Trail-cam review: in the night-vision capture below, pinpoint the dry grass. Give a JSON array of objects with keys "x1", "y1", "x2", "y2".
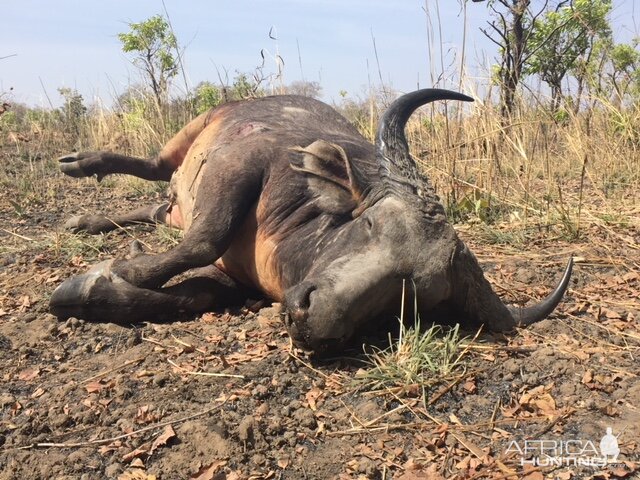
[{"x1": 3, "y1": 89, "x2": 638, "y2": 232}]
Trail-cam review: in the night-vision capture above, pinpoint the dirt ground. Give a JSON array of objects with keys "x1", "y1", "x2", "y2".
[{"x1": 1, "y1": 153, "x2": 639, "y2": 480}]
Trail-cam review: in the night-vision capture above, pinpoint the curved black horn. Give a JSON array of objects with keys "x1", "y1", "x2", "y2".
[
  {"x1": 509, "y1": 257, "x2": 574, "y2": 326},
  {"x1": 376, "y1": 89, "x2": 474, "y2": 189}
]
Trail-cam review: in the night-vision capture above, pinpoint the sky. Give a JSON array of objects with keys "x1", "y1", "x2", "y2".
[{"x1": 1, "y1": 0, "x2": 638, "y2": 108}]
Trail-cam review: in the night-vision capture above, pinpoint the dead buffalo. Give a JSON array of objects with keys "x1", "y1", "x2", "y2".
[{"x1": 50, "y1": 89, "x2": 573, "y2": 351}]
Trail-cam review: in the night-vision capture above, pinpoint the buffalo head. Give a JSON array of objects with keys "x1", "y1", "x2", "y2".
[{"x1": 283, "y1": 89, "x2": 572, "y2": 351}]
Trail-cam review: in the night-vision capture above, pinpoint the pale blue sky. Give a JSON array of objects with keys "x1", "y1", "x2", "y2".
[{"x1": 1, "y1": 1, "x2": 638, "y2": 107}]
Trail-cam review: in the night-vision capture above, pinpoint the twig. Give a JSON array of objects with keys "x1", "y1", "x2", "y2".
[
  {"x1": 288, "y1": 350, "x2": 339, "y2": 383},
  {"x1": 528, "y1": 409, "x2": 575, "y2": 439},
  {"x1": 167, "y1": 359, "x2": 244, "y2": 379},
  {"x1": 1, "y1": 228, "x2": 34, "y2": 242},
  {"x1": 81, "y1": 357, "x2": 145, "y2": 384},
  {"x1": 141, "y1": 335, "x2": 167, "y2": 347}
]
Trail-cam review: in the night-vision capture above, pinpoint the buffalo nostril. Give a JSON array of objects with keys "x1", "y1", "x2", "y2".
[
  {"x1": 298, "y1": 284, "x2": 316, "y2": 310},
  {"x1": 287, "y1": 283, "x2": 316, "y2": 312}
]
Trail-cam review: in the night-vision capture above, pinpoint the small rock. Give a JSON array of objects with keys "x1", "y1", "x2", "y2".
[
  {"x1": 280, "y1": 405, "x2": 292, "y2": 417},
  {"x1": 49, "y1": 413, "x2": 71, "y2": 429},
  {"x1": 255, "y1": 402, "x2": 269, "y2": 416},
  {"x1": 22, "y1": 313, "x2": 37, "y2": 323},
  {"x1": 252, "y1": 384, "x2": 269, "y2": 400},
  {"x1": 503, "y1": 358, "x2": 521, "y2": 375},
  {"x1": 252, "y1": 453, "x2": 266, "y2": 466},
  {"x1": 126, "y1": 330, "x2": 142, "y2": 347},
  {"x1": 283, "y1": 430, "x2": 297, "y2": 447},
  {"x1": 238, "y1": 415, "x2": 255, "y2": 444},
  {"x1": 67, "y1": 449, "x2": 87, "y2": 465},
  {"x1": 104, "y1": 463, "x2": 121, "y2": 478},
  {"x1": 0, "y1": 394, "x2": 16, "y2": 408},
  {"x1": 153, "y1": 372, "x2": 170, "y2": 387},
  {"x1": 292, "y1": 408, "x2": 317, "y2": 429},
  {"x1": 358, "y1": 457, "x2": 378, "y2": 477}
]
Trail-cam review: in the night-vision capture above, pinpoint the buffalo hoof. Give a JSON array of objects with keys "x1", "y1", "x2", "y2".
[
  {"x1": 64, "y1": 214, "x2": 114, "y2": 234},
  {"x1": 58, "y1": 152, "x2": 90, "y2": 177},
  {"x1": 49, "y1": 260, "x2": 121, "y2": 322},
  {"x1": 58, "y1": 152, "x2": 104, "y2": 180}
]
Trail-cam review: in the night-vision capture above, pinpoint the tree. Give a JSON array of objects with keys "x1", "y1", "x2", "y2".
[
  {"x1": 284, "y1": 81, "x2": 322, "y2": 99},
  {"x1": 57, "y1": 87, "x2": 86, "y2": 137},
  {"x1": 118, "y1": 15, "x2": 179, "y2": 107},
  {"x1": 193, "y1": 81, "x2": 223, "y2": 114},
  {"x1": 607, "y1": 40, "x2": 640, "y2": 103},
  {"x1": 477, "y1": 0, "x2": 532, "y2": 117},
  {"x1": 525, "y1": 0, "x2": 611, "y2": 111}
]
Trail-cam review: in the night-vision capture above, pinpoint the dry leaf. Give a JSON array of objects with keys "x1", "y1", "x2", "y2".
[
  {"x1": 305, "y1": 386, "x2": 323, "y2": 411},
  {"x1": 462, "y1": 379, "x2": 477, "y2": 394},
  {"x1": 201, "y1": 312, "x2": 218, "y2": 323},
  {"x1": 448, "y1": 413, "x2": 462, "y2": 425},
  {"x1": 118, "y1": 470, "x2": 156, "y2": 480},
  {"x1": 122, "y1": 444, "x2": 151, "y2": 462},
  {"x1": 31, "y1": 387, "x2": 45, "y2": 398},
  {"x1": 150, "y1": 425, "x2": 176, "y2": 454},
  {"x1": 397, "y1": 464, "x2": 445, "y2": 480},
  {"x1": 190, "y1": 460, "x2": 227, "y2": 480},
  {"x1": 18, "y1": 368, "x2": 41, "y2": 381}
]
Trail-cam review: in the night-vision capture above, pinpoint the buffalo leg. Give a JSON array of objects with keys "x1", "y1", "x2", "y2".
[
  {"x1": 57, "y1": 110, "x2": 217, "y2": 181},
  {"x1": 58, "y1": 151, "x2": 175, "y2": 181},
  {"x1": 50, "y1": 264, "x2": 252, "y2": 322},
  {"x1": 64, "y1": 202, "x2": 185, "y2": 234},
  {"x1": 103, "y1": 156, "x2": 262, "y2": 289},
  {"x1": 50, "y1": 147, "x2": 263, "y2": 320}
]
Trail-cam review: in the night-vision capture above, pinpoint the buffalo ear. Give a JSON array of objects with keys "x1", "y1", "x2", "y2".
[{"x1": 290, "y1": 140, "x2": 365, "y2": 215}]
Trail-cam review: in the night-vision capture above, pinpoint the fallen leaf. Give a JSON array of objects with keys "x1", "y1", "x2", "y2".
[
  {"x1": 305, "y1": 386, "x2": 323, "y2": 411},
  {"x1": 201, "y1": 312, "x2": 218, "y2": 323},
  {"x1": 18, "y1": 368, "x2": 41, "y2": 381},
  {"x1": 85, "y1": 380, "x2": 115, "y2": 394},
  {"x1": 122, "y1": 444, "x2": 151, "y2": 462},
  {"x1": 149, "y1": 425, "x2": 176, "y2": 454},
  {"x1": 397, "y1": 464, "x2": 445, "y2": 480},
  {"x1": 601, "y1": 404, "x2": 620, "y2": 417},
  {"x1": 448, "y1": 413, "x2": 462, "y2": 425},
  {"x1": 462, "y1": 378, "x2": 477, "y2": 394},
  {"x1": 117, "y1": 470, "x2": 156, "y2": 480},
  {"x1": 190, "y1": 460, "x2": 227, "y2": 480},
  {"x1": 31, "y1": 387, "x2": 45, "y2": 398}
]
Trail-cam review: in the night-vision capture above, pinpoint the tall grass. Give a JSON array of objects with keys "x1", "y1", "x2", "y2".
[{"x1": 1, "y1": 84, "x2": 638, "y2": 241}]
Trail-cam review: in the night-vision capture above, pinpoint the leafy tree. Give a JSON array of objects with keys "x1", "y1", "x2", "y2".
[
  {"x1": 475, "y1": 0, "x2": 534, "y2": 117},
  {"x1": 118, "y1": 15, "x2": 179, "y2": 107},
  {"x1": 525, "y1": 0, "x2": 612, "y2": 111},
  {"x1": 228, "y1": 73, "x2": 259, "y2": 100},
  {"x1": 608, "y1": 40, "x2": 640, "y2": 102},
  {"x1": 193, "y1": 81, "x2": 223, "y2": 114},
  {"x1": 57, "y1": 87, "x2": 86, "y2": 137}
]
